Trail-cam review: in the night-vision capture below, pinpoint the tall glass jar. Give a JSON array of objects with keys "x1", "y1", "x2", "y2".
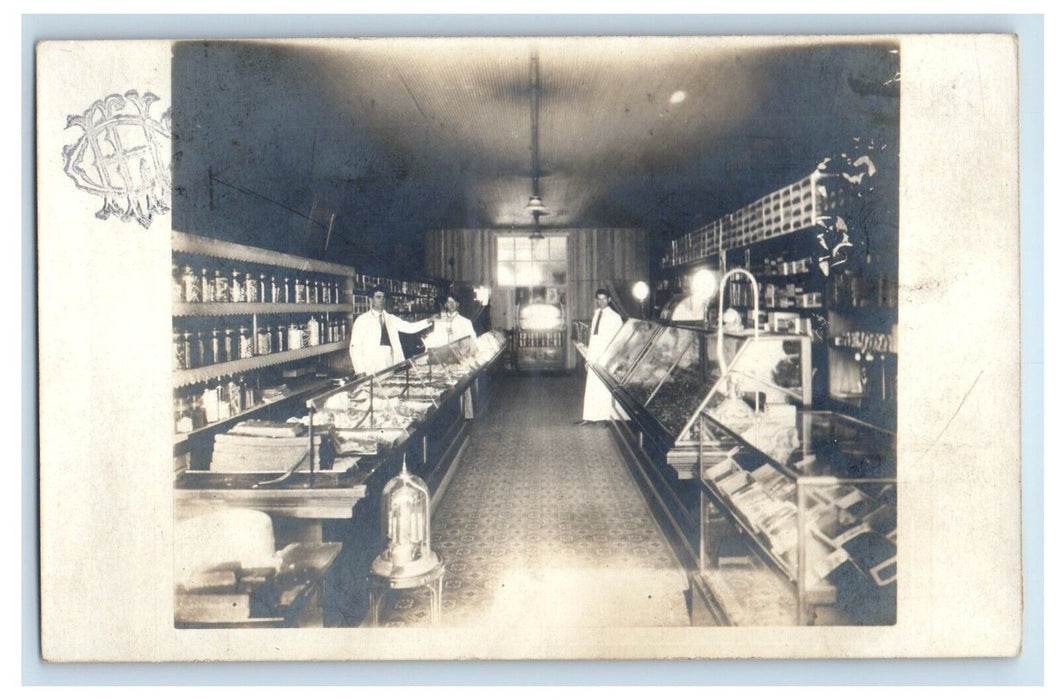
[
  {"x1": 223, "y1": 327, "x2": 234, "y2": 362},
  {"x1": 283, "y1": 277, "x2": 292, "y2": 303},
  {"x1": 270, "y1": 275, "x2": 280, "y2": 305},
  {"x1": 294, "y1": 277, "x2": 306, "y2": 304},
  {"x1": 245, "y1": 271, "x2": 259, "y2": 303},
  {"x1": 256, "y1": 325, "x2": 271, "y2": 356},
  {"x1": 259, "y1": 272, "x2": 269, "y2": 303},
  {"x1": 181, "y1": 265, "x2": 200, "y2": 303},
  {"x1": 275, "y1": 324, "x2": 287, "y2": 353},
  {"x1": 172, "y1": 264, "x2": 184, "y2": 303},
  {"x1": 238, "y1": 325, "x2": 254, "y2": 359},
  {"x1": 210, "y1": 328, "x2": 222, "y2": 364},
  {"x1": 173, "y1": 331, "x2": 188, "y2": 370},
  {"x1": 200, "y1": 268, "x2": 213, "y2": 303},
  {"x1": 195, "y1": 330, "x2": 211, "y2": 366},
  {"x1": 230, "y1": 270, "x2": 244, "y2": 303},
  {"x1": 213, "y1": 270, "x2": 229, "y2": 303}
]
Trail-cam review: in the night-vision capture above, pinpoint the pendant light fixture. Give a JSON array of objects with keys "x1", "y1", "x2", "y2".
[{"x1": 526, "y1": 48, "x2": 548, "y2": 240}]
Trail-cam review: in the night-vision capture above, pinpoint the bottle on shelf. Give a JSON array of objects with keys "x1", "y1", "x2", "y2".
[
  {"x1": 202, "y1": 381, "x2": 221, "y2": 424},
  {"x1": 288, "y1": 322, "x2": 303, "y2": 351},
  {"x1": 222, "y1": 327, "x2": 234, "y2": 363},
  {"x1": 270, "y1": 275, "x2": 280, "y2": 305},
  {"x1": 283, "y1": 277, "x2": 292, "y2": 304},
  {"x1": 213, "y1": 269, "x2": 229, "y2": 303},
  {"x1": 173, "y1": 331, "x2": 188, "y2": 371},
  {"x1": 256, "y1": 325, "x2": 271, "y2": 356},
  {"x1": 172, "y1": 264, "x2": 184, "y2": 303},
  {"x1": 238, "y1": 325, "x2": 254, "y2": 359},
  {"x1": 230, "y1": 269, "x2": 244, "y2": 303},
  {"x1": 245, "y1": 269, "x2": 260, "y2": 303},
  {"x1": 181, "y1": 265, "x2": 199, "y2": 303},
  {"x1": 216, "y1": 379, "x2": 232, "y2": 421},
  {"x1": 294, "y1": 277, "x2": 306, "y2": 304},
  {"x1": 200, "y1": 268, "x2": 214, "y2": 303},
  {"x1": 210, "y1": 327, "x2": 223, "y2": 364},
  {"x1": 276, "y1": 323, "x2": 287, "y2": 353},
  {"x1": 174, "y1": 397, "x2": 193, "y2": 434},
  {"x1": 195, "y1": 330, "x2": 211, "y2": 367},
  {"x1": 259, "y1": 272, "x2": 269, "y2": 304}
]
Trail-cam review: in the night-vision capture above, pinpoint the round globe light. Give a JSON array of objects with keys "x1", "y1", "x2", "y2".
[
  {"x1": 632, "y1": 281, "x2": 650, "y2": 302},
  {"x1": 690, "y1": 269, "x2": 718, "y2": 301}
]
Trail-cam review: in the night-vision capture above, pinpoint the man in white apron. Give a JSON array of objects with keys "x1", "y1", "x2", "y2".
[
  {"x1": 349, "y1": 286, "x2": 432, "y2": 375},
  {"x1": 579, "y1": 288, "x2": 625, "y2": 424}
]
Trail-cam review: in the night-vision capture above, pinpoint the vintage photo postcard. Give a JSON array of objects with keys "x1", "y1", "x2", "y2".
[{"x1": 36, "y1": 34, "x2": 1022, "y2": 661}]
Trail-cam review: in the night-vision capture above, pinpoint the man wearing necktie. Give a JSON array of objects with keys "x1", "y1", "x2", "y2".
[
  {"x1": 349, "y1": 286, "x2": 433, "y2": 375},
  {"x1": 579, "y1": 288, "x2": 624, "y2": 424}
]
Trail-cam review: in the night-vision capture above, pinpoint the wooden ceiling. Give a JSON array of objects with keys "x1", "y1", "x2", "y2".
[{"x1": 172, "y1": 36, "x2": 899, "y2": 270}]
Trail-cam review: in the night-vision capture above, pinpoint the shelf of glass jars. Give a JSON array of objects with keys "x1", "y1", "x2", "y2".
[
  {"x1": 173, "y1": 230, "x2": 357, "y2": 278},
  {"x1": 172, "y1": 302, "x2": 353, "y2": 317},
  {"x1": 173, "y1": 374, "x2": 337, "y2": 449},
  {"x1": 174, "y1": 340, "x2": 347, "y2": 389}
]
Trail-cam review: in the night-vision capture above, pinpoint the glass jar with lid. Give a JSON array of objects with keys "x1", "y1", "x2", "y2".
[
  {"x1": 238, "y1": 325, "x2": 254, "y2": 359},
  {"x1": 230, "y1": 270, "x2": 244, "y2": 303},
  {"x1": 256, "y1": 325, "x2": 271, "y2": 356},
  {"x1": 213, "y1": 269, "x2": 229, "y2": 303},
  {"x1": 245, "y1": 271, "x2": 259, "y2": 303},
  {"x1": 222, "y1": 327, "x2": 235, "y2": 362},
  {"x1": 181, "y1": 265, "x2": 200, "y2": 303},
  {"x1": 200, "y1": 268, "x2": 213, "y2": 303},
  {"x1": 172, "y1": 264, "x2": 184, "y2": 303},
  {"x1": 173, "y1": 331, "x2": 188, "y2": 370},
  {"x1": 210, "y1": 328, "x2": 222, "y2": 364},
  {"x1": 174, "y1": 397, "x2": 193, "y2": 434}
]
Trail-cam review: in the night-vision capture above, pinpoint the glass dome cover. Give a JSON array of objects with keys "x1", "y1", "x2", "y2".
[{"x1": 371, "y1": 455, "x2": 441, "y2": 578}]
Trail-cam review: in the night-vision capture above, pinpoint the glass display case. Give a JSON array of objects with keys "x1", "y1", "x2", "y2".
[
  {"x1": 599, "y1": 319, "x2": 658, "y2": 382},
  {"x1": 306, "y1": 332, "x2": 507, "y2": 459},
  {"x1": 588, "y1": 321, "x2": 809, "y2": 473},
  {"x1": 696, "y1": 410, "x2": 896, "y2": 626}
]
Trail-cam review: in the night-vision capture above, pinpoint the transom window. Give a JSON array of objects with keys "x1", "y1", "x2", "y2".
[{"x1": 496, "y1": 235, "x2": 567, "y2": 287}]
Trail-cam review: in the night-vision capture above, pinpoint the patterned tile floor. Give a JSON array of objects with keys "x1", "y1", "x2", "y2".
[{"x1": 375, "y1": 373, "x2": 691, "y2": 628}]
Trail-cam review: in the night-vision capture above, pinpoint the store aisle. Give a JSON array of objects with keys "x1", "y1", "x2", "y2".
[{"x1": 376, "y1": 372, "x2": 691, "y2": 628}]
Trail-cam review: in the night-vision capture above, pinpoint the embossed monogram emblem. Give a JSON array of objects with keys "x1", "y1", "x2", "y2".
[{"x1": 62, "y1": 90, "x2": 171, "y2": 228}]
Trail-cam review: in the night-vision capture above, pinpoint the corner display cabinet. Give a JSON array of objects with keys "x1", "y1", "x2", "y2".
[{"x1": 580, "y1": 318, "x2": 896, "y2": 627}]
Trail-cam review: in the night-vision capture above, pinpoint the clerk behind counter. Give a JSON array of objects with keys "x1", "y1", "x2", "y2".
[
  {"x1": 423, "y1": 293, "x2": 475, "y2": 348},
  {"x1": 349, "y1": 286, "x2": 433, "y2": 375},
  {"x1": 423, "y1": 291, "x2": 478, "y2": 418}
]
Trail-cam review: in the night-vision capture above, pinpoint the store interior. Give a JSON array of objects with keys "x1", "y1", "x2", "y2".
[{"x1": 170, "y1": 37, "x2": 899, "y2": 629}]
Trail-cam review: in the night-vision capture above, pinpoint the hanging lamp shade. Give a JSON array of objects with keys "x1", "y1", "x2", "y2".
[{"x1": 525, "y1": 195, "x2": 549, "y2": 214}]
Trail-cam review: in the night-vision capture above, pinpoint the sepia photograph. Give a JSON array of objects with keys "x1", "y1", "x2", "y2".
[
  {"x1": 167, "y1": 36, "x2": 899, "y2": 631},
  {"x1": 34, "y1": 28, "x2": 1026, "y2": 665}
]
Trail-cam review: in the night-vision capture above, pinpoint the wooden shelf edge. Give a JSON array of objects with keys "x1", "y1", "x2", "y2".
[{"x1": 173, "y1": 341, "x2": 347, "y2": 388}]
